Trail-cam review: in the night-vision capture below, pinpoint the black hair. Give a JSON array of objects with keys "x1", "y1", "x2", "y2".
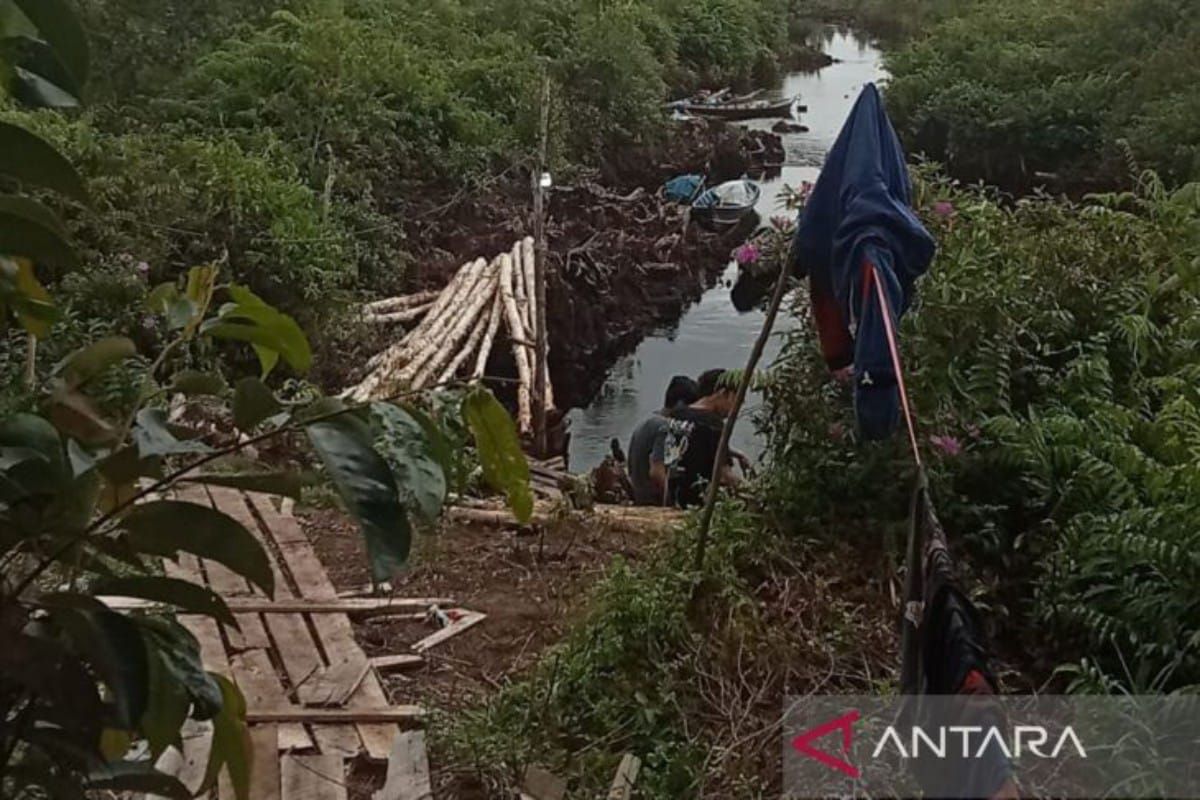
[
  {"x1": 696, "y1": 368, "x2": 728, "y2": 398},
  {"x1": 664, "y1": 375, "x2": 700, "y2": 409}
]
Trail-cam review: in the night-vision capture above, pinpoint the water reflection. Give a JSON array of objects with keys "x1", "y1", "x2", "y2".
[{"x1": 566, "y1": 28, "x2": 886, "y2": 471}]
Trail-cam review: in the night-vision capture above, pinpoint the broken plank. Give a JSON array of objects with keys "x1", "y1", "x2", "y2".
[
  {"x1": 300, "y1": 660, "x2": 370, "y2": 708},
  {"x1": 247, "y1": 725, "x2": 282, "y2": 800},
  {"x1": 411, "y1": 611, "x2": 486, "y2": 654},
  {"x1": 248, "y1": 706, "x2": 425, "y2": 724},
  {"x1": 282, "y1": 754, "x2": 346, "y2": 800},
  {"x1": 606, "y1": 754, "x2": 641, "y2": 800},
  {"x1": 373, "y1": 730, "x2": 432, "y2": 800},
  {"x1": 229, "y1": 649, "x2": 313, "y2": 751},
  {"x1": 370, "y1": 654, "x2": 424, "y2": 672}
]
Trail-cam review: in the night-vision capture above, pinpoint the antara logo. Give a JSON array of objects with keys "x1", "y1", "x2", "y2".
[{"x1": 792, "y1": 711, "x2": 1088, "y2": 777}]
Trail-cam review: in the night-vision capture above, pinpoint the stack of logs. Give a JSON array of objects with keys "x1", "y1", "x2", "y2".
[{"x1": 348, "y1": 237, "x2": 553, "y2": 434}]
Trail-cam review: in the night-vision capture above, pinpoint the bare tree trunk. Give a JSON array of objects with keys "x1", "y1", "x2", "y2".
[{"x1": 533, "y1": 75, "x2": 552, "y2": 455}]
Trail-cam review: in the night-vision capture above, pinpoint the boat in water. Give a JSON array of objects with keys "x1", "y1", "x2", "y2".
[
  {"x1": 678, "y1": 96, "x2": 801, "y2": 121},
  {"x1": 691, "y1": 179, "x2": 761, "y2": 228}
]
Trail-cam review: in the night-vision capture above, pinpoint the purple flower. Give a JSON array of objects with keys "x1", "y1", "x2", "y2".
[
  {"x1": 933, "y1": 200, "x2": 956, "y2": 219},
  {"x1": 734, "y1": 243, "x2": 760, "y2": 266},
  {"x1": 929, "y1": 434, "x2": 963, "y2": 457}
]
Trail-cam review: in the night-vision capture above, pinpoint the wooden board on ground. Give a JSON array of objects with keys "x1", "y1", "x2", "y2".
[
  {"x1": 371, "y1": 654, "x2": 424, "y2": 672},
  {"x1": 373, "y1": 730, "x2": 432, "y2": 800},
  {"x1": 282, "y1": 754, "x2": 347, "y2": 800},
  {"x1": 100, "y1": 597, "x2": 445, "y2": 615},
  {"x1": 247, "y1": 706, "x2": 425, "y2": 724},
  {"x1": 248, "y1": 725, "x2": 282, "y2": 800},
  {"x1": 606, "y1": 754, "x2": 641, "y2": 800},
  {"x1": 300, "y1": 660, "x2": 371, "y2": 708},
  {"x1": 520, "y1": 765, "x2": 566, "y2": 800},
  {"x1": 229, "y1": 649, "x2": 313, "y2": 751},
  {"x1": 411, "y1": 611, "x2": 486, "y2": 653}
]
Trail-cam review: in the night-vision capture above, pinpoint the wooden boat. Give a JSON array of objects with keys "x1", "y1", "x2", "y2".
[
  {"x1": 691, "y1": 179, "x2": 761, "y2": 228},
  {"x1": 679, "y1": 96, "x2": 799, "y2": 121}
]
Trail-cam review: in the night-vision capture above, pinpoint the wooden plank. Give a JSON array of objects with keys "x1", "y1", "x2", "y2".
[
  {"x1": 248, "y1": 725, "x2": 282, "y2": 800},
  {"x1": 99, "y1": 597, "x2": 443, "y2": 615},
  {"x1": 370, "y1": 654, "x2": 424, "y2": 673},
  {"x1": 520, "y1": 765, "x2": 566, "y2": 800},
  {"x1": 173, "y1": 719, "x2": 214, "y2": 798},
  {"x1": 249, "y1": 707, "x2": 425, "y2": 724},
  {"x1": 411, "y1": 611, "x2": 486, "y2": 654},
  {"x1": 606, "y1": 754, "x2": 641, "y2": 800},
  {"x1": 229, "y1": 649, "x2": 313, "y2": 751},
  {"x1": 247, "y1": 493, "x2": 398, "y2": 761},
  {"x1": 300, "y1": 660, "x2": 370, "y2": 708},
  {"x1": 282, "y1": 754, "x2": 346, "y2": 800},
  {"x1": 213, "y1": 489, "x2": 362, "y2": 758},
  {"x1": 373, "y1": 730, "x2": 432, "y2": 800}
]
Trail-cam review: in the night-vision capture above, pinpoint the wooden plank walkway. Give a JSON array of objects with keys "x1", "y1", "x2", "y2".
[{"x1": 156, "y1": 486, "x2": 485, "y2": 800}]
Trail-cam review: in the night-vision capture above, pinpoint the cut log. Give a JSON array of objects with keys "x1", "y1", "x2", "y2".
[
  {"x1": 448, "y1": 503, "x2": 685, "y2": 534},
  {"x1": 399, "y1": 257, "x2": 488, "y2": 386},
  {"x1": 247, "y1": 707, "x2": 425, "y2": 723},
  {"x1": 436, "y1": 288, "x2": 492, "y2": 384},
  {"x1": 364, "y1": 290, "x2": 439, "y2": 314},
  {"x1": 100, "y1": 597, "x2": 453, "y2": 615},
  {"x1": 373, "y1": 731, "x2": 432, "y2": 800},
  {"x1": 416, "y1": 260, "x2": 498, "y2": 387},
  {"x1": 363, "y1": 302, "x2": 433, "y2": 325},
  {"x1": 473, "y1": 290, "x2": 503, "y2": 379},
  {"x1": 520, "y1": 236, "x2": 555, "y2": 411},
  {"x1": 411, "y1": 610, "x2": 486, "y2": 653},
  {"x1": 371, "y1": 654, "x2": 425, "y2": 672},
  {"x1": 499, "y1": 253, "x2": 533, "y2": 432}
]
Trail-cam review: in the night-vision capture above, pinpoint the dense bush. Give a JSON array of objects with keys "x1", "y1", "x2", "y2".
[
  {"x1": 883, "y1": 0, "x2": 1200, "y2": 190},
  {"x1": 763, "y1": 166, "x2": 1200, "y2": 689}
]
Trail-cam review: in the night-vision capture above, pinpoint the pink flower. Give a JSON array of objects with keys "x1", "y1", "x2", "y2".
[
  {"x1": 929, "y1": 434, "x2": 963, "y2": 457},
  {"x1": 828, "y1": 422, "x2": 846, "y2": 441},
  {"x1": 933, "y1": 200, "x2": 956, "y2": 219},
  {"x1": 770, "y1": 215, "x2": 794, "y2": 233},
  {"x1": 734, "y1": 243, "x2": 760, "y2": 266}
]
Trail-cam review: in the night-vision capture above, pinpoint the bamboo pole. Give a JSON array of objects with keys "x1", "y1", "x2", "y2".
[
  {"x1": 400, "y1": 258, "x2": 488, "y2": 385},
  {"x1": 499, "y1": 253, "x2": 533, "y2": 432},
  {"x1": 437, "y1": 291, "x2": 493, "y2": 385},
  {"x1": 533, "y1": 75, "x2": 552, "y2": 455},
  {"x1": 363, "y1": 290, "x2": 439, "y2": 314},
  {"x1": 416, "y1": 263, "x2": 498, "y2": 388},
  {"x1": 362, "y1": 302, "x2": 433, "y2": 325},
  {"x1": 473, "y1": 290, "x2": 503, "y2": 379},
  {"x1": 522, "y1": 235, "x2": 554, "y2": 410},
  {"x1": 512, "y1": 239, "x2": 530, "y2": 334}
]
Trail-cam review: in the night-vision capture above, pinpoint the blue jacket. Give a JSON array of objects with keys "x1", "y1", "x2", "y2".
[{"x1": 791, "y1": 84, "x2": 936, "y2": 440}]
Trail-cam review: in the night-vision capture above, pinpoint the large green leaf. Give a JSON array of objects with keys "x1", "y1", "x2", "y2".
[
  {"x1": 0, "y1": 411, "x2": 67, "y2": 494},
  {"x1": 138, "y1": 615, "x2": 223, "y2": 720},
  {"x1": 0, "y1": 255, "x2": 56, "y2": 336},
  {"x1": 201, "y1": 674, "x2": 251, "y2": 800},
  {"x1": 95, "y1": 576, "x2": 238, "y2": 628},
  {"x1": 463, "y1": 387, "x2": 533, "y2": 523},
  {"x1": 170, "y1": 369, "x2": 227, "y2": 397},
  {"x1": 307, "y1": 412, "x2": 411, "y2": 582},
  {"x1": 45, "y1": 604, "x2": 149, "y2": 729},
  {"x1": 12, "y1": 0, "x2": 89, "y2": 90},
  {"x1": 0, "y1": 194, "x2": 77, "y2": 267},
  {"x1": 52, "y1": 337, "x2": 136, "y2": 389},
  {"x1": 202, "y1": 285, "x2": 311, "y2": 376},
  {"x1": 139, "y1": 646, "x2": 189, "y2": 758},
  {"x1": 232, "y1": 376, "x2": 282, "y2": 432},
  {"x1": 0, "y1": 121, "x2": 86, "y2": 202},
  {"x1": 85, "y1": 762, "x2": 190, "y2": 799},
  {"x1": 180, "y1": 470, "x2": 312, "y2": 500},
  {"x1": 371, "y1": 402, "x2": 446, "y2": 522},
  {"x1": 121, "y1": 501, "x2": 274, "y2": 597}
]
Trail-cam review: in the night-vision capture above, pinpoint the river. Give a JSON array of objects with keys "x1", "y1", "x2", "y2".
[{"x1": 565, "y1": 28, "x2": 887, "y2": 471}]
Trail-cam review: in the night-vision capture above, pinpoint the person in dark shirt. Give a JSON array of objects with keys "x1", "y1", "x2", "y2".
[
  {"x1": 627, "y1": 376, "x2": 700, "y2": 505},
  {"x1": 668, "y1": 369, "x2": 743, "y2": 507}
]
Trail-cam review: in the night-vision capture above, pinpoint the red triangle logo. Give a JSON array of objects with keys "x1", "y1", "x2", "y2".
[{"x1": 791, "y1": 709, "x2": 861, "y2": 778}]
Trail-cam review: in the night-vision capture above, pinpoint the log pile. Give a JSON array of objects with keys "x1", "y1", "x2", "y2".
[{"x1": 348, "y1": 238, "x2": 554, "y2": 434}]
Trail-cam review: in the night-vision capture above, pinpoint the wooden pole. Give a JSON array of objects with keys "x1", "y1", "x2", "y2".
[
  {"x1": 533, "y1": 73, "x2": 551, "y2": 456},
  {"x1": 692, "y1": 255, "x2": 791, "y2": 572}
]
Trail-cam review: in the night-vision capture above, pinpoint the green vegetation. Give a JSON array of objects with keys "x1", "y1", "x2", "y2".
[{"x1": 880, "y1": 0, "x2": 1200, "y2": 190}]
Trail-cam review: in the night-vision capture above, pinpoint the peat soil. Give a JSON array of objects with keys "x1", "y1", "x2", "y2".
[{"x1": 333, "y1": 120, "x2": 784, "y2": 411}]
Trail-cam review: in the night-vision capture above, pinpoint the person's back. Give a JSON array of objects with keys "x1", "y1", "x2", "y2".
[
  {"x1": 627, "y1": 376, "x2": 699, "y2": 505},
  {"x1": 667, "y1": 369, "x2": 739, "y2": 508}
]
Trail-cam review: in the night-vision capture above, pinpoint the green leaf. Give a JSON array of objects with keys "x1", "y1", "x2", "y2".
[
  {"x1": 53, "y1": 337, "x2": 136, "y2": 389},
  {"x1": 45, "y1": 386, "x2": 117, "y2": 446},
  {"x1": 201, "y1": 674, "x2": 251, "y2": 800},
  {"x1": 0, "y1": 411, "x2": 65, "y2": 481},
  {"x1": 371, "y1": 402, "x2": 446, "y2": 521},
  {"x1": 463, "y1": 387, "x2": 533, "y2": 523},
  {"x1": 138, "y1": 616, "x2": 223, "y2": 720},
  {"x1": 85, "y1": 762, "x2": 190, "y2": 799},
  {"x1": 201, "y1": 284, "x2": 311, "y2": 376},
  {"x1": 140, "y1": 646, "x2": 189, "y2": 758},
  {"x1": 0, "y1": 256, "x2": 56, "y2": 336},
  {"x1": 12, "y1": 0, "x2": 89, "y2": 89},
  {"x1": 0, "y1": 194, "x2": 77, "y2": 268},
  {"x1": 232, "y1": 377, "x2": 282, "y2": 432},
  {"x1": 169, "y1": 369, "x2": 227, "y2": 397},
  {"x1": 307, "y1": 412, "x2": 411, "y2": 582},
  {"x1": 180, "y1": 470, "x2": 312, "y2": 500},
  {"x1": 0, "y1": 121, "x2": 86, "y2": 202},
  {"x1": 121, "y1": 501, "x2": 274, "y2": 597},
  {"x1": 146, "y1": 282, "x2": 198, "y2": 331},
  {"x1": 95, "y1": 576, "x2": 238, "y2": 628},
  {"x1": 132, "y1": 409, "x2": 211, "y2": 458},
  {"x1": 46, "y1": 604, "x2": 149, "y2": 729}
]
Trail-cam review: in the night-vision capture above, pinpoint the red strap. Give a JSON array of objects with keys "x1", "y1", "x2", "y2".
[{"x1": 866, "y1": 260, "x2": 922, "y2": 467}]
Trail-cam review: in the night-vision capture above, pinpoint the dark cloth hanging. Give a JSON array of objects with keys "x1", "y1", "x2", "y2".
[{"x1": 790, "y1": 83, "x2": 936, "y2": 440}]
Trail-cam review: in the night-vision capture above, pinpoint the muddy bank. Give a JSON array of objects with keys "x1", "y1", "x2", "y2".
[{"x1": 343, "y1": 121, "x2": 781, "y2": 411}]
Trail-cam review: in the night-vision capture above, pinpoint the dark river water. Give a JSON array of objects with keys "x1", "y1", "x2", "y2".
[{"x1": 566, "y1": 29, "x2": 887, "y2": 471}]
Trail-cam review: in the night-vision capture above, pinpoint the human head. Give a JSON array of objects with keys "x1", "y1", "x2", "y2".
[
  {"x1": 663, "y1": 375, "x2": 699, "y2": 410},
  {"x1": 696, "y1": 368, "x2": 737, "y2": 415}
]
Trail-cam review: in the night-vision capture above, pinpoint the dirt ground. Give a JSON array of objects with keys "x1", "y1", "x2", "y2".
[{"x1": 298, "y1": 505, "x2": 665, "y2": 798}]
